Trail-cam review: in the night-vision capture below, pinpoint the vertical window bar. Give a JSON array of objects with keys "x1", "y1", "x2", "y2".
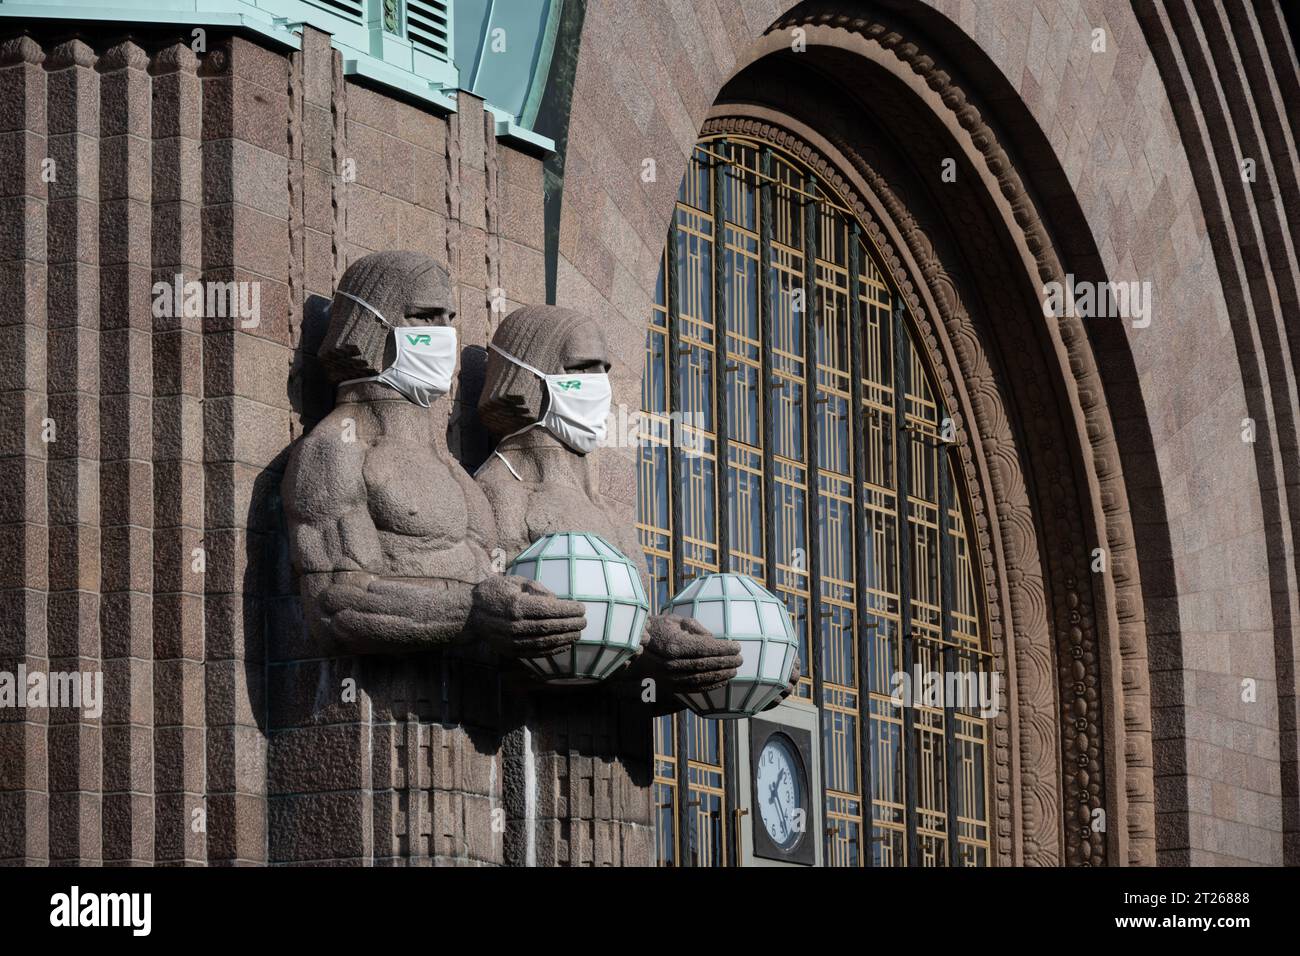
[
  {"x1": 892, "y1": 300, "x2": 919, "y2": 865},
  {"x1": 666, "y1": 199, "x2": 691, "y2": 865},
  {"x1": 667, "y1": 214, "x2": 685, "y2": 596},
  {"x1": 802, "y1": 176, "x2": 827, "y2": 853},
  {"x1": 938, "y1": 421, "x2": 961, "y2": 866},
  {"x1": 803, "y1": 179, "x2": 824, "y2": 699},
  {"x1": 848, "y1": 223, "x2": 875, "y2": 867},
  {"x1": 759, "y1": 148, "x2": 778, "y2": 592},
  {"x1": 711, "y1": 141, "x2": 739, "y2": 867},
  {"x1": 712, "y1": 142, "x2": 731, "y2": 568}
]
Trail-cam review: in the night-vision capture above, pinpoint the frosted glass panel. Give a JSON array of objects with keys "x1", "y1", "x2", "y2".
[
  {"x1": 574, "y1": 644, "x2": 601, "y2": 674},
  {"x1": 607, "y1": 562, "x2": 637, "y2": 597},
  {"x1": 760, "y1": 601, "x2": 787, "y2": 636},
  {"x1": 539, "y1": 559, "x2": 569, "y2": 595},
  {"x1": 695, "y1": 600, "x2": 726, "y2": 633},
  {"x1": 761, "y1": 643, "x2": 786, "y2": 680},
  {"x1": 609, "y1": 603, "x2": 638, "y2": 645},
  {"x1": 737, "y1": 643, "x2": 760, "y2": 679},
  {"x1": 573, "y1": 559, "x2": 607, "y2": 595},
  {"x1": 730, "y1": 601, "x2": 761, "y2": 633},
  {"x1": 581, "y1": 601, "x2": 608, "y2": 642}
]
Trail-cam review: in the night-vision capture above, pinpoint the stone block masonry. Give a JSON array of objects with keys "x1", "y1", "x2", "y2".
[{"x1": 0, "y1": 23, "x2": 566, "y2": 866}]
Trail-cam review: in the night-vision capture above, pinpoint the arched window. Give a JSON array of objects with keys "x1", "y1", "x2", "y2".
[{"x1": 638, "y1": 136, "x2": 993, "y2": 867}]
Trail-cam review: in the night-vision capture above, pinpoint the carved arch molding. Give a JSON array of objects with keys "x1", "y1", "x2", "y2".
[{"x1": 687, "y1": 3, "x2": 1159, "y2": 866}]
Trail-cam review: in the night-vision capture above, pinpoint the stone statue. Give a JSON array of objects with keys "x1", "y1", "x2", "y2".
[
  {"x1": 475, "y1": 304, "x2": 797, "y2": 709},
  {"x1": 282, "y1": 251, "x2": 587, "y2": 658}
]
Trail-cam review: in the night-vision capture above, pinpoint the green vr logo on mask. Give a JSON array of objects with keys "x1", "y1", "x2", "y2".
[
  {"x1": 406, "y1": 333, "x2": 433, "y2": 346},
  {"x1": 555, "y1": 379, "x2": 582, "y2": 391}
]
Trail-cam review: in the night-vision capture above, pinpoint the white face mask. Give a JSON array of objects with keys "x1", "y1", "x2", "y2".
[
  {"x1": 336, "y1": 291, "x2": 457, "y2": 407},
  {"x1": 483, "y1": 341, "x2": 612, "y2": 478}
]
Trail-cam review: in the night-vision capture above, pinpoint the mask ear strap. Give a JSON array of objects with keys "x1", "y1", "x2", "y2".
[
  {"x1": 337, "y1": 374, "x2": 381, "y2": 389},
  {"x1": 489, "y1": 342, "x2": 547, "y2": 379},
  {"x1": 473, "y1": 421, "x2": 539, "y2": 482},
  {"x1": 480, "y1": 343, "x2": 553, "y2": 481},
  {"x1": 492, "y1": 449, "x2": 524, "y2": 482},
  {"x1": 335, "y1": 291, "x2": 399, "y2": 391},
  {"x1": 337, "y1": 290, "x2": 394, "y2": 328}
]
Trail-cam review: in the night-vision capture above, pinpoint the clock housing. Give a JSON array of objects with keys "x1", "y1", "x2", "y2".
[{"x1": 748, "y1": 716, "x2": 817, "y2": 865}]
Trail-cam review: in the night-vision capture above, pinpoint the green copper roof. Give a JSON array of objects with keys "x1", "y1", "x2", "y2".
[{"x1": 0, "y1": 0, "x2": 556, "y2": 151}]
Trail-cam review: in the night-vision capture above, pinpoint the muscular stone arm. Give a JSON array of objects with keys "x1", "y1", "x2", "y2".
[
  {"x1": 284, "y1": 415, "x2": 477, "y2": 652},
  {"x1": 468, "y1": 456, "x2": 589, "y2": 658}
]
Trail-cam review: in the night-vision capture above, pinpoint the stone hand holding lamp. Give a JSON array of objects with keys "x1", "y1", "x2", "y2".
[
  {"x1": 474, "y1": 304, "x2": 798, "y2": 711},
  {"x1": 283, "y1": 252, "x2": 586, "y2": 655}
]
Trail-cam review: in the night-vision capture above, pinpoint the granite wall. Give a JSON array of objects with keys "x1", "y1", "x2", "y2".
[
  {"x1": 2, "y1": 0, "x2": 1298, "y2": 866},
  {"x1": 0, "y1": 24, "x2": 650, "y2": 865}
]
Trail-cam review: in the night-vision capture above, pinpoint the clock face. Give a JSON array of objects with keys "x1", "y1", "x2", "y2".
[{"x1": 756, "y1": 733, "x2": 805, "y2": 850}]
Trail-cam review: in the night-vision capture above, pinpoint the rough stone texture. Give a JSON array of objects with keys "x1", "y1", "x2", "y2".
[
  {"x1": 552, "y1": 0, "x2": 1300, "y2": 865},
  {"x1": 280, "y1": 252, "x2": 497, "y2": 655},
  {"x1": 0, "y1": 25, "x2": 548, "y2": 866},
  {"x1": 44, "y1": 37, "x2": 103, "y2": 866},
  {"x1": 99, "y1": 38, "x2": 154, "y2": 866},
  {"x1": 0, "y1": 33, "x2": 51, "y2": 866},
  {"x1": 150, "y1": 38, "x2": 207, "y2": 865},
  {"x1": 1127, "y1": 0, "x2": 1300, "y2": 868},
  {"x1": 2, "y1": 1, "x2": 1298, "y2": 866}
]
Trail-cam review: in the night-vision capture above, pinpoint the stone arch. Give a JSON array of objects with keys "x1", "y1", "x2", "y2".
[
  {"x1": 712, "y1": 14, "x2": 1155, "y2": 867},
  {"x1": 696, "y1": 110, "x2": 1050, "y2": 866},
  {"x1": 555, "y1": 0, "x2": 1244, "y2": 865}
]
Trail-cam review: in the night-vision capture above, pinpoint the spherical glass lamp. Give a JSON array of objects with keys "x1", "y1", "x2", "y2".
[
  {"x1": 506, "y1": 532, "x2": 650, "y2": 684},
  {"x1": 667, "y1": 572, "x2": 797, "y2": 717}
]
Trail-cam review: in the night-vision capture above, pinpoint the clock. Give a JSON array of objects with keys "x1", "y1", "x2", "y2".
[
  {"x1": 756, "y1": 733, "x2": 805, "y2": 849},
  {"x1": 749, "y1": 719, "x2": 815, "y2": 864}
]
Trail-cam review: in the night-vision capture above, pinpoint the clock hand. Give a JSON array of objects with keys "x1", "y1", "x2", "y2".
[
  {"x1": 776, "y1": 787, "x2": 792, "y2": 833},
  {"x1": 765, "y1": 779, "x2": 791, "y2": 838},
  {"x1": 775, "y1": 770, "x2": 793, "y2": 817}
]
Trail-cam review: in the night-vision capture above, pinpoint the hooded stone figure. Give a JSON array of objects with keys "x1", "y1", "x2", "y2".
[
  {"x1": 282, "y1": 252, "x2": 587, "y2": 656},
  {"x1": 475, "y1": 304, "x2": 798, "y2": 705}
]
